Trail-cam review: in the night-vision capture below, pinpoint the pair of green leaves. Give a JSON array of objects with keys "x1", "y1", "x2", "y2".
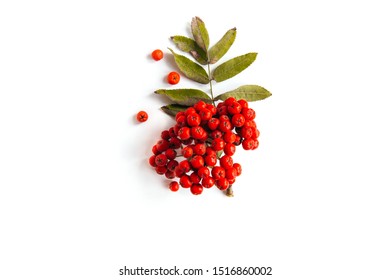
[{"x1": 156, "y1": 17, "x2": 271, "y2": 116}]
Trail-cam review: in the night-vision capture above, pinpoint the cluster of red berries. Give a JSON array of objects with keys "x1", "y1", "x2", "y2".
[{"x1": 148, "y1": 97, "x2": 260, "y2": 196}]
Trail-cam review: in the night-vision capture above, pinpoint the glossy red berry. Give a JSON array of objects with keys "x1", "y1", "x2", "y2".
[
  {"x1": 169, "y1": 181, "x2": 179, "y2": 192},
  {"x1": 211, "y1": 166, "x2": 225, "y2": 180},
  {"x1": 197, "y1": 167, "x2": 210, "y2": 178},
  {"x1": 190, "y1": 184, "x2": 203, "y2": 195},
  {"x1": 167, "y1": 71, "x2": 180, "y2": 85},
  {"x1": 190, "y1": 155, "x2": 204, "y2": 169},
  {"x1": 216, "y1": 178, "x2": 229, "y2": 190},
  {"x1": 211, "y1": 138, "x2": 225, "y2": 151},
  {"x1": 187, "y1": 113, "x2": 201, "y2": 127},
  {"x1": 223, "y1": 143, "x2": 236, "y2": 156},
  {"x1": 201, "y1": 176, "x2": 215, "y2": 188},
  {"x1": 136, "y1": 111, "x2": 148, "y2": 122},
  {"x1": 220, "y1": 155, "x2": 233, "y2": 169},
  {"x1": 177, "y1": 126, "x2": 191, "y2": 140},
  {"x1": 242, "y1": 138, "x2": 255, "y2": 150},
  {"x1": 180, "y1": 175, "x2": 192, "y2": 188},
  {"x1": 151, "y1": 49, "x2": 163, "y2": 61},
  {"x1": 155, "y1": 154, "x2": 168, "y2": 166}
]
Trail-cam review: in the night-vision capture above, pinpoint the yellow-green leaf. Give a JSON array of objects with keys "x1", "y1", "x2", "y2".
[
  {"x1": 168, "y1": 48, "x2": 209, "y2": 84},
  {"x1": 213, "y1": 53, "x2": 257, "y2": 82},
  {"x1": 208, "y1": 28, "x2": 236, "y2": 64},
  {"x1": 215, "y1": 85, "x2": 272, "y2": 101},
  {"x1": 171, "y1": 36, "x2": 208, "y2": 65},
  {"x1": 155, "y1": 88, "x2": 211, "y2": 106},
  {"x1": 191, "y1": 16, "x2": 209, "y2": 52},
  {"x1": 161, "y1": 104, "x2": 189, "y2": 117}
]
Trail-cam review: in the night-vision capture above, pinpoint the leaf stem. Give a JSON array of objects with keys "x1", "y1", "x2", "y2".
[{"x1": 207, "y1": 63, "x2": 215, "y2": 106}]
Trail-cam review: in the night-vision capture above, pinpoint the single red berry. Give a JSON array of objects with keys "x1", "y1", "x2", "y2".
[
  {"x1": 152, "y1": 145, "x2": 160, "y2": 155},
  {"x1": 149, "y1": 155, "x2": 157, "y2": 167},
  {"x1": 190, "y1": 184, "x2": 203, "y2": 195},
  {"x1": 176, "y1": 115, "x2": 187, "y2": 127},
  {"x1": 223, "y1": 143, "x2": 236, "y2": 156},
  {"x1": 177, "y1": 126, "x2": 191, "y2": 140},
  {"x1": 201, "y1": 176, "x2": 215, "y2": 188},
  {"x1": 185, "y1": 107, "x2": 196, "y2": 116},
  {"x1": 217, "y1": 105, "x2": 228, "y2": 116},
  {"x1": 190, "y1": 172, "x2": 201, "y2": 184},
  {"x1": 218, "y1": 119, "x2": 232, "y2": 133},
  {"x1": 242, "y1": 107, "x2": 256, "y2": 121},
  {"x1": 206, "y1": 147, "x2": 217, "y2": 156},
  {"x1": 155, "y1": 154, "x2": 168, "y2": 166},
  {"x1": 208, "y1": 118, "x2": 220, "y2": 130},
  {"x1": 190, "y1": 155, "x2": 204, "y2": 169},
  {"x1": 169, "y1": 181, "x2": 179, "y2": 192},
  {"x1": 216, "y1": 178, "x2": 229, "y2": 190},
  {"x1": 165, "y1": 148, "x2": 177, "y2": 160},
  {"x1": 169, "y1": 137, "x2": 182, "y2": 149},
  {"x1": 220, "y1": 155, "x2": 233, "y2": 169},
  {"x1": 193, "y1": 143, "x2": 206, "y2": 155},
  {"x1": 225, "y1": 167, "x2": 237, "y2": 180},
  {"x1": 167, "y1": 71, "x2": 180, "y2": 85},
  {"x1": 136, "y1": 111, "x2": 148, "y2": 122},
  {"x1": 254, "y1": 129, "x2": 260, "y2": 139},
  {"x1": 242, "y1": 138, "x2": 255, "y2": 150},
  {"x1": 211, "y1": 166, "x2": 225, "y2": 180},
  {"x1": 190, "y1": 126, "x2": 206, "y2": 140},
  {"x1": 206, "y1": 104, "x2": 217, "y2": 115},
  {"x1": 233, "y1": 163, "x2": 242, "y2": 176},
  {"x1": 182, "y1": 146, "x2": 193, "y2": 158},
  {"x1": 156, "y1": 139, "x2": 169, "y2": 152},
  {"x1": 238, "y1": 99, "x2": 248, "y2": 109},
  {"x1": 231, "y1": 114, "x2": 245, "y2": 127},
  {"x1": 161, "y1": 130, "x2": 170, "y2": 140},
  {"x1": 224, "y1": 97, "x2": 236, "y2": 106},
  {"x1": 227, "y1": 101, "x2": 242, "y2": 115},
  {"x1": 180, "y1": 175, "x2": 192, "y2": 188},
  {"x1": 194, "y1": 101, "x2": 207, "y2": 111},
  {"x1": 211, "y1": 138, "x2": 225, "y2": 151},
  {"x1": 175, "y1": 111, "x2": 186, "y2": 122},
  {"x1": 167, "y1": 160, "x2": 179, "y2": 172},
  {"x1": 151, "y1": 49, "x2": 163, "y2": 61},
  {"x1": 178, "y1": 160, "x2": 191, "y2": 173},
  {"x1": 210, "y1": 130, "x2": 223, "y2": 139},
  {"x1": 165, "y1": 170, "x2": 175, "y2": 179},
  {"x1": 241, "y1": 126, "x2": 253, "y2": 139},
  {"x1": 197, "y1": 167, "x2": 210, "y2": 178},
  {"x1": 199, "y1": 109, "x2": 212, "y2": 121},
  {"x1": 204, "y1": 154, "x2": 217, "y2": 167},
  {"x1": 155, "y1": 165, "x2": 167, "y2": 175},
  {"x1": 186, "y1": 113, "x2": 201, "y2": 127},
  {"x1": 233, "y1": 134, "x2": 242, "y2": 146},
  {"x1": 223, "y1": 131, "x2": 237, "y2": 144}
]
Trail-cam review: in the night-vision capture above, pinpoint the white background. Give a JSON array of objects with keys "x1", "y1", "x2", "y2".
[{"x1": 1, "y1": 1, "x2": 389, "y2": 279}]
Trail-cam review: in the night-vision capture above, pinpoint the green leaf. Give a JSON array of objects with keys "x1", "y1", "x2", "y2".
[
  {"x1": 171, "y1": 36, "x2": 208, "y2": 65},
  {"x1": 212, "y1": 52, "x2": 257, "y2": 82},
  {"x1": 155, "y1": 88, "x2": 212, "y2": 106},
  {"x1": 168, "y1": 48, "x2": 209, "y2": 84},
  {"x1": 161, "y1": 104, "x2": 189, "y2": 117},
  {"x1": 215, "y1": 85, "x2": 272, "y2": 101},
  {"x1": 191, "y1": 16, "x2": 209, "y2": 52},
  {"x1": 208, "y1": 28, "x2": 236, "y2": 64}
]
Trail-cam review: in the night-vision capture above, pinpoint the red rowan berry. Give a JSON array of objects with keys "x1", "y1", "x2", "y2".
[
  {"x1": 211, "y1": 138, "x2": 225, "y2": 151},
  {"x1": 190, "y1": 184, "x2": 203, "y2": 195},
  {"x1": 197, "y1": 167, "x2": 210, "y2": 178},
  {"x1": 193, "y1": 143, "x2": 206, "y2": 155},
  {"x1": 180, "y1": 175, "x2": 192, "y2": 188},
  {"x1": 211, "y1": 166, "x2": 225, "y2": 180},
  {"x1": 177, "y1": 126, "x2": 191, "y2": 140},
  {"x1": 149, "y1": 155, "x2": 157, "y2": 167},
  {"x1": 169, "y1": 181, "x2": 179, "y2": 192},
  {"x1": 167, "y1": 71, "x2": 180, "y2": 85},
  {"x1": 223, "y1": 143, "x2": 236, "y2": 156},
  {"x1": 190, "y1": 155, "x2": 204, "y2": 169},
  {"x1": 216, "y1": 178, "x2": 229, "y2": 190},
  {"x1": 220, "y1": 155, "x2": 233, "y2": 169},
  {"x1": 165, "y1": 148, "x2": 177, "y2": 160},
  {"x1": 136, "y1": 111, "x2": 148, "y2": 122},
  {"x1": 182, "y1": 146, "x2": 193, "y2": 158},
  {"x1": 155, "y1": 165, "x2": 167, "y2": 175},
  {"x1": 233, "y1": 163, "x2": 242, "y2": 176},
  {"x1": 151, "y1": 49, "x2": 163, "y2": 61},
  {"x1": 242, "y1": 138, "x2": 255, "y2": 150},
  {"x1": 187, "y1": 113, "x2": 201, "y2": 127},
  {"x1": 201, "y1": 176, "x2": 215, "y2": 188}
]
